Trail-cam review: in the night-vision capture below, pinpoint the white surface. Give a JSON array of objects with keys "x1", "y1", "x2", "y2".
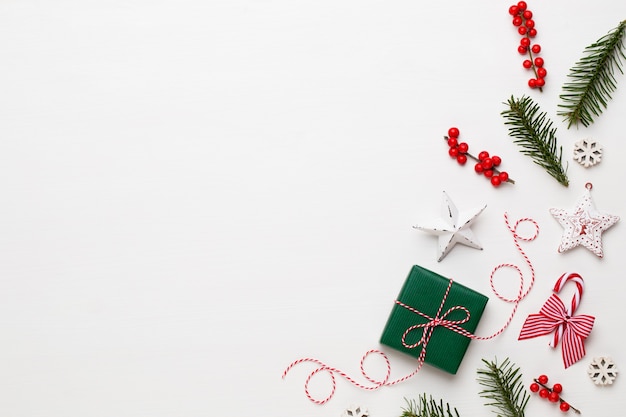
[{"x1": 0, "y1": 1, "x2": 625, "y2": 415}]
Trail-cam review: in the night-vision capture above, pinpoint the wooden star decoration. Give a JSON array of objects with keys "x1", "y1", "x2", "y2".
[
  {"x1": 414, "y1": 191, "x2": 486, "y2": 262},
  {"x1": 549, "y1": 184, "x2": 619, "y2": 258}
]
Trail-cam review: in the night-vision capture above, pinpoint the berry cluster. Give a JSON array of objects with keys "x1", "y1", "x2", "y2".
[
  {"x1": 508, "y1": 1, "x2": 546, "y2": 89},
  {"x1": 529, "y1": 375, "x2": 579, "y2": 413},
  {"x1": 445, "y1": 127, "x2": 514, "y2": 187}
]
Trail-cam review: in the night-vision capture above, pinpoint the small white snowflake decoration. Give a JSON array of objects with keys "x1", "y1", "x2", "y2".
[
  {"x1": 573, "y1": 138, "x2": 602, "y2": 168},
  {"x1": 341, "y1": 404, "x2": 369, "y2": 417},
  {"x1": 588, "y1": 357, "x2": 618, "y2": 385}
]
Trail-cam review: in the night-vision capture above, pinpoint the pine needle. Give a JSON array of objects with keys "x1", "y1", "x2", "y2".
[
  {"x1": 400, "y1": 394, "x2": 461, "y2": 417},
  {"x1": 501, "y1": 95, "x2": 569, "y2": 187},
  {"x1": 477, "y1": 358, "x2": 529, "y2": 417},
  {"x1": 558, "y1": 20, "x2": 626, "y2": 128}
]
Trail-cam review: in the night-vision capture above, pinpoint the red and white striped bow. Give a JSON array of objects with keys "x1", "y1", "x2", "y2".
[{"x1": 518, "y1": 294, "x2": 595, "y2": 368}]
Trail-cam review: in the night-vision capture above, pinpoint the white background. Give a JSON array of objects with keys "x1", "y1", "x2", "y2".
[{"x1": 1, "y1": 1, "x2": 625, "y2": 416}]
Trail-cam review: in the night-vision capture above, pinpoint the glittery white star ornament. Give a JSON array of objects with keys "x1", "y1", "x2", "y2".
[
  {"x1": 414, "y1": 191, "x2": 486, "y2": 262},
  {"x1": 549, "y1": 183, "x2": 619, "y2": 258}
]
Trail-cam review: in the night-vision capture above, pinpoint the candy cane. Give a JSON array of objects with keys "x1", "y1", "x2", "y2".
[{"x1": 550, "y1": 272, "x2": 585, "y2": 349}]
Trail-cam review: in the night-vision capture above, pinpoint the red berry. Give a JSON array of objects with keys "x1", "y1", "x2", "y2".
[
  {"x1": 520, "y1": 37, "x2": 530, "y2": 47},
  {"x1": 528, "y1": 78, "x2": 537, "y2": 88},
  {"x1": 522, "y1": 10, "x2": 533, "y2": 19},
  {"x1": 509, "y1": 5, "x2": 520, "y2": 15},
  {"x1": 457, "y1": 154, "x2": 468, "y2": 165},
  {"x1": 498, "y1": 171, "x2": 509, "y2": 182},
  {"x1": 512, "y1": 16, "x2": 523, "y2": 26},
  {"x1": 517, "y1": 1, "x2": 527, "y2": 11},
  {"x1": 478, "y1": 151, "x2": 489, "y2": 161},
  {"x1": 536, "y1": 77, "x2": 545, "y2": 87},
  {"x1": 560, "y1": 402, "x2": 570, "y2": 412},
  {"x1": 528, "y1": 28, "x2": 537, "y2": 37},
  {"x1": 531, "y1": 44, "x2": 541, "y2": 53},
  {"x1": 447, "y1": 137, "x2": 458, "y2": 147},
  {"x1": 491, "y1": 176, "x2": 502, "y2": 187},
  {"x1": 529, "y1": 382, "x2": 540, "y2": 392},
  {"x1": 458, "y1": 142, "x2": 469, "y2": 153},
  {"x1": 539, "y1": 388, "x2": 549, "y2": 398},
  {"x1": 518, "y1": 45, "x2": 527, "y2": 54},
  {"x1": 534, "y1": 57, "x2": 544, "y2": 67},
  {"x1": 449, "y1": 147, "x2": 459, "y2": 157},
  {"x1": 518, "y1": 26, "x2": 527, "y2": 35},
  {"x1": 538, "y1": 375, "x2": 549, "y2": 384},
  {"x1": 491, "y1": 155, "x2": 502, "y2": 166},
  {"x1": 549, "y1": 391, "x2": 560, "y2": 402},
  {"x1": 552, "y1": 383, "x2": 563, "y2": 393},
  {"x1": 523, "y1": 59, "x2": 532, "y2": 68},
  {"x1": 537, "y1": 67, "x2": 547, "y2": 78},
  {"x1": 481, "y1": 158, "x2": 493, "y2": 169},
  {"x1": 448, "y1": 127, "x2": 460, "y2": 138},
  {"x1": 525, "y1": 19, "x2": 535, "y2": 28},
  {"x1": 483, "y1": 169, "x2": 494, "y2": 178},
  {"x1": 474, "y1": 163, "x2": 484, "y2": 173}
]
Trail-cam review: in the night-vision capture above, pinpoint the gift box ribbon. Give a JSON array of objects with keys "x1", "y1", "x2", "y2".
[{"x1": 395, "y1": 279, "x2": 474, "y2": 355}]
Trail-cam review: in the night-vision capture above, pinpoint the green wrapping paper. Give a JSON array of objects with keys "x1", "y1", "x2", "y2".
[{"x1": 380, "y1": 265, "x2": 489, "y2": 374}]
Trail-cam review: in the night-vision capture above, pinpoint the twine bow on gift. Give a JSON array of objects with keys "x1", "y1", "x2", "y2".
[
  {"x1": 396, "y1": 291, "x2": 473, "y2": 353},
  {"x1": 518, "y1": 273, "x2": 595, "y2": 368}
]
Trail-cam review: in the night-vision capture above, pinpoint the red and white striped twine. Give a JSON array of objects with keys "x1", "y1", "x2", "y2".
[
  {"x1": 282, "y1": 213, "x2": 539, "y2": 404},
  {"x1": 474, "y1": 213, "x2": 539, "y2": 341},
  {"x1": 550, "y1": 272, "x2": 585, "y2": 349}
]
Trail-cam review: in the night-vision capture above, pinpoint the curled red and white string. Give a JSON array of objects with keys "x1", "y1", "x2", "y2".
[
  {"x1": 282, "y1": 213, "x2": 539, "y2": 404},
  {"x1": 472, "y1": 213, "x2": 539, "y2": 341},
  {"x1": 281, "y1": 280, "x2": 463, "y2": 404}
]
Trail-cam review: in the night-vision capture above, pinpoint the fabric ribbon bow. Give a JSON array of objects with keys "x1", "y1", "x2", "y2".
[{"x1": 518, "y1": 294, "x2": 595, "y2": 368}]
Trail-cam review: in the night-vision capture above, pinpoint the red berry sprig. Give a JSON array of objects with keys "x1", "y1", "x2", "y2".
[
  {"x1": 508, "y1": 1, "x2": 546, "y2": 90},
  {"x1": 529, "y1": 375, "x2": 580, "y2": 414},
  {"x1": 445, "y1": 127, "x2": 514, "y2": 187}
]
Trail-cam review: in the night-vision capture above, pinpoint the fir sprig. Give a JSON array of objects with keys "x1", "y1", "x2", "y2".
[
  {"x1": 400, "y1": 395, "x2": 460, "y2": 417},
  {"x1": 477, "y1": 358, "x2": 529, "y2": 417},
  {"x1": 501, "y1": 95, "x2": 569, "y2": 187},
  {"x1": 558, "y1": 20, "x2": 626, "y2": 128}
]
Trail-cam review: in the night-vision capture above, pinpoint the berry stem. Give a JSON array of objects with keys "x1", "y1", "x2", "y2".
[
  {"x1": 443, "y1": 136, "x2": 516, "y2": 184},
  {"x1": 526, "y1": 43, "x2": 543, "y2": 92},
  {"x1": 533, "y1": 378, "x2": 581, "y2": 414}
]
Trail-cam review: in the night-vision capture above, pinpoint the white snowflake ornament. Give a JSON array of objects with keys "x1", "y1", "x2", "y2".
[
  {"x1": 573, "y1": 138, "x2": 602, "y2": 168},
  {"x1": 341, "y1": 404, "x2": 369, "y2": 417},
  {"x1": 588, "y1": 357, "x2": 618, "y2": 385}
]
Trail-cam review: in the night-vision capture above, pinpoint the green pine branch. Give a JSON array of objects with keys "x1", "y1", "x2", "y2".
[
  {"x1": 400, "y1": 395, "x2": 460, "y2": 417},
  {"x1": 477, "y1": 358, "x2": 529, "y2": 417},
  {"x1": 558, "y1": 20, "x2": 626, "y2": 128},
  {"x1": 501, "y1": 95, "x2": 569, "y2": 187}
]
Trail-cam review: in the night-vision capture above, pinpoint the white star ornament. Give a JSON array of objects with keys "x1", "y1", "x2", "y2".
[
  {"x1": 549, "y1": 184, "x2": 619, "y2": 258},
  {"x1": 414, "y1": 191, "x2": 486, "y2": 262}
]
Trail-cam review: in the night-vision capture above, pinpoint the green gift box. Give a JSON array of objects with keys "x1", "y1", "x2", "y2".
[{"x1": 380, "y1": 265, "x2": 489, "y2": 374}]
